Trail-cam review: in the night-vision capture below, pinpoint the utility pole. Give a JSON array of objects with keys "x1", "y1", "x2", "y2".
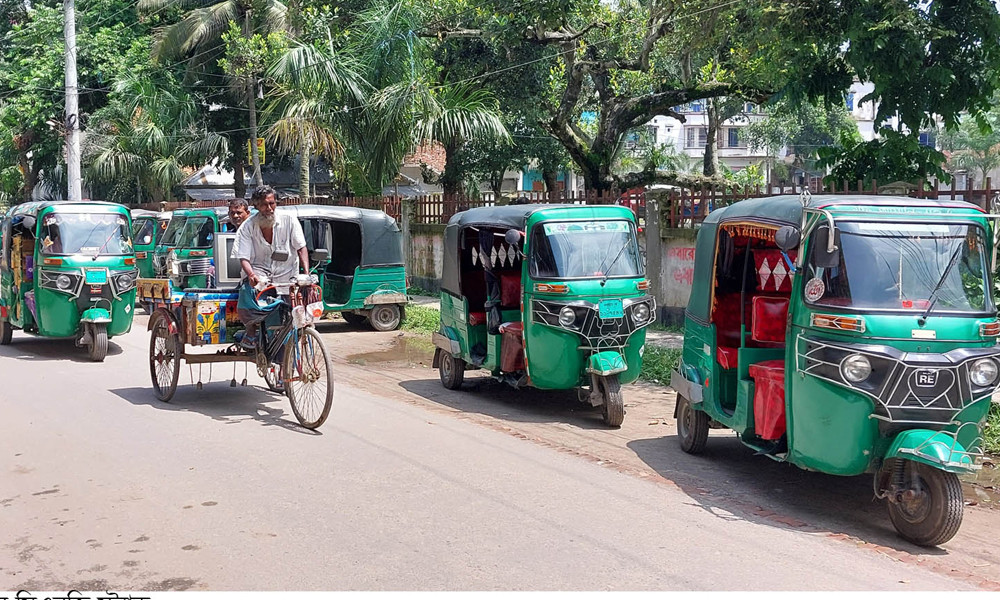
[{"x1": 64, "y1": 0, "x2": 82, "y2": 201}]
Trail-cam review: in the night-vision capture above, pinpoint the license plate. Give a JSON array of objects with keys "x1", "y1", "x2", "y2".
[
  {"x1": 85, "y1": 270, "x2": 107, "y2": 285},
  {"x1": 598, "y1": 299, "x2": 624, "y2": 319}
]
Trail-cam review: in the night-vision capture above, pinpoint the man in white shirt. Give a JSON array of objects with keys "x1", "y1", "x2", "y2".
[{"x1": 232, "y1": 185, "x2": 309, "y2": 349}]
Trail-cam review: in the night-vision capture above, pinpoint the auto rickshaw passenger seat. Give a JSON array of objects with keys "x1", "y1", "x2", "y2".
[
  {"x1": 750, "y1": 296, "x2": 789, "y2": 345},
  {"x1": 499, "y1": 272, "x2": 521, "y2": 309},
  {"x1": 499, "y1": 321, "x2": 525, "y2": 371}
]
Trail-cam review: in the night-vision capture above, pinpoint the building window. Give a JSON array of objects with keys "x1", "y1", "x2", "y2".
[
  {"x1": 918, "y1": 132, "x2": 936, "y2": 147},
  {"x1": 846, "y1": 92, "x2": 855, "y2": 112},
  {"x1": 686, "y1": 127, "x2": 708, "y2": 148},
  {"x1": 745, "y1": 102, "x2": 756, "y2": 113},
  {"x1": 727, "y1": 128, "x2": 741, "y2": 148},
  {"x1": 690, "y1": 101, "x2": 704, "y2": 113},
  {"x1": 646, "y1": 125, "x2": 658, "y2": 142}
]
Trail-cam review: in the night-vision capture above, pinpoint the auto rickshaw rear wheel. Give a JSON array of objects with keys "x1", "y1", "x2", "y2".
[
  {"x1": 342, "y1": 311, "x2": 368, "y2": 327},
  {"x1": 87, "y1": 323, "x2": 108, "y2": 362},
  {"x1": 885, "y1": 459, "x2": 963, "y2": 547},
  {"x1": 598, "y1": 375, "x2": 624, "y2": 428},
  {"x1": 439, "y1": 351, "x2": 465, "y2": 390},
  {"x1": 369, "y1": 304, "x2": 402, "y2": 331},
  {"x1": 0, "y1": 318, "x2": 11, "y2": 345},
  {"x1": 149, "y1": 317, "x2": 181, "y2": 402},
  {"x1": 677, "y1": 394, "x2": 709, "y2": 454}
]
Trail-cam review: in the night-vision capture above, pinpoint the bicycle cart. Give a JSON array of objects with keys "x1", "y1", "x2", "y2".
[{"x1": 146, "y1": 277, "x2": 334, "y2": 429}]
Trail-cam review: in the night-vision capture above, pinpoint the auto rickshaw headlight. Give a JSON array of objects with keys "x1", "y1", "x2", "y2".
[
  {"x1": 841, "y1": 354, "x2": 872, "y2": 383},
  {"x1": 559, "y1": 306, "x2": 577, "y2": 327},
  {"x1": 632, "y1": 302, "x2": 650, "y2": 323},
  {"x1": 56, "y1": 274, "x2": 73, "y2": 291},
  {"x1": 970, "y1": 359, "x2": 999, "y2": 387}
]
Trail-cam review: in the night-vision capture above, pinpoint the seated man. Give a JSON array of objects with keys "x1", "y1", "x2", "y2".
[
  {"x1": 232, "y1": 185, "x2": 309, "y2": 350},
  {"x1": 227, "y1": 198, "x2": 250, "y2": 232}
]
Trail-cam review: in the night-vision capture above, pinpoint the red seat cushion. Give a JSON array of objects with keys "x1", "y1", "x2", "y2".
[
  {"x1": 713, "y1": 293, "x2": 749, "y2": 348},
  {"x1": 500, "y1": 272, "x2": 521, "y2": 308},
  {"x1": 469, "y1": 311, "x2": 487, "y2": 326},
  {"x1": 751, "y1": 296, "x2": 789, "y2": 344},
  {"x1": 748, "y1": 359, "x2": 786, "y2": 440},
  {"x1": 717, "y1": 346, "x2": 739, "y2": 370}
]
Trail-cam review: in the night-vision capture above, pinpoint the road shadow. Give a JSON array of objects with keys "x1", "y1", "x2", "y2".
[
  {"x1": 0, "y1": 336, "x2": 124, "y2": 363},
  {"x1": 109, "y1": 382, "x2": 320, "y2": 435},
  {"x1": 628, "y1": 433, "x2": 949, "y2": 556},
  {"x1": 399, "y1": 375, "x2": 614, "y2": 430}
]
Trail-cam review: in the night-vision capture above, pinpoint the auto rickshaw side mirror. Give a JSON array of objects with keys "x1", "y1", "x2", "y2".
[
  {"x1": 310, "y1": 248, "x2": 330, "y2": 263},
  {"x1": 504, "y1": 229, "x2": 523, "y2": 247},
  {"x1": 775, "y1": 225, "x2": 800, "y2": 252},
  {"x1": 20, "y1": 216, "x2": 36, "y2": 232},
  {"x1": 811, "y1": 226, "x2": 841, "y2": 268}
]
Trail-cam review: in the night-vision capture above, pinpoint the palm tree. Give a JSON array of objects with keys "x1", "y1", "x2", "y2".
[{"x1": 138, "y1": 0, "x2": 288, "y2": 191}]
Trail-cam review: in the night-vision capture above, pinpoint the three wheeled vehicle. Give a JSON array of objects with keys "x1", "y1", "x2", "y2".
[
  {"x1": 0, "y1": 201, "x2": 138, "y2": 361},
  {"x1": 669, "y1": 193, "x2": 1000, "y2": 546},
  {"x1": 282, "y1": 205, "x2": 407, "y2": 331},
  {"x1": 131, "y1": 209, "x2": 171, "y2": 278},
  {"x1": 433, "y1": 204, "x2": 655, "y2": 427},
  {"x1": 161, "y1": 206, "x2": 232, "y2": 290}
]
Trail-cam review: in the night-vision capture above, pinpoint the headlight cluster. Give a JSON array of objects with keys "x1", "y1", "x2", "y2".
[
  {"x1": 841, "y1": 353, "x2": 872, "y2": 383},
  {"x1": 970, "y1": 358, "x2": 999, "y2": 387},
  {"x1": 558, "y1": 306, "x2": 576, "y2": 327},
  {"x1": 111, "y1": 269, "x2": 139, "y2": 295},
  {"x1": 39, "y1": 269, "x2": 83, "y2": 296},
  {"x1": 632, "y1": 302, "x2": 650, "y2": 324}
]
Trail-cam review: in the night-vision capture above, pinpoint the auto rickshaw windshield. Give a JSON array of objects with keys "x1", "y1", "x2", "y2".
[
  {"x1": 804, "y1": 221, "x2": 994, "y2": 313},
  {"x1": 529, "y1": 219, "x2": 642, "y2": 279},
  {"x1": 132, "y1": 218, "x2": 155, "y2": 244},
  {"x1": 160, "y1": 216, "x2": 187, "y2": 247},
  {"x1": 174, "y1": 216, "x2": 215, "y2": 249},
  {"x1": 40, "y1": 212, "x2": 133, "y2": 256}
]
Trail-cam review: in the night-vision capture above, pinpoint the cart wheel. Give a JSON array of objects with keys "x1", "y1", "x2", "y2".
[
  {"x1": 284, "y1": 327, "x2": 334, "y2": 429},
  {"x1": 87, "y1": 323, "x2": 108, "y2": 362},
  {"x1": 887, "y1": 460, "x2": 964, "y2": 547},
  {"x1": 0, "y1": 318, "x2": 12, "y2": 345},
  {"x1": 438, "y1": 351, "x2": 465, "y2": 390},
  {"x1": 342, "y1": 311, "x2": 368, "y2": 327},
  {"x1": 598, "y1": 375, "x2": 624, "y2": 427},
  {"x1": 149, "y1": 317, "x2": 181, "y2": 402},
  {"x1": 264, "y1": 362, "x2": 284, "y2": 393},
  {"x1": 677, "y1": 394, "x2": 709, "y2": 454},
  {"x1": 369, "y1": 304, "x2": 402, "y2": 331}
]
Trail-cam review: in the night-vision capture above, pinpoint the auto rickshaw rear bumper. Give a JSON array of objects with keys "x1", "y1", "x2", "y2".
[{"x1": 886, "y1": 428, "x2": 980, "y2": 473}]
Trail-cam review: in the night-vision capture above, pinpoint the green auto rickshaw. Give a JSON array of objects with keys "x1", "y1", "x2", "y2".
[
  {"x1": 433, "y1": 204, "x2": 655, "y2": 427},
  {"x1": 281, "y1": 205, "x2": 407, "y2": 331},
  {"x1": 162, "y1": 206, "x2": 231, "y2": 289},
  {"x1": 131, "y1": 208, "x2": 171, "y2": 279},
  {"x1": 0, "y1": 201, "x2": 138, "y2": 361},
  {"x1": 669, "y1": 193, "x2": 1000, "y2": 546}
]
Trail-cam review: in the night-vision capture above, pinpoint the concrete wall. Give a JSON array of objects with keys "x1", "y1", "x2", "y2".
[
  {"x1": 645, "y1": 191, "x2": 698, "y2": 325},
  {"x1": 408, "y1": 223, "x2": 446, "y2": 293}
]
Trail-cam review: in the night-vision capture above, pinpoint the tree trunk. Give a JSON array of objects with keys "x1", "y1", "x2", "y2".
[
  {"x1": 233, "y1": 159, "x2": 246, "y2": 200},
  {"x1": 441, "y1": 142, "x2": 463, "y2": 198},
  {"x1": 542, "y1": 168, "x2": 559, "y2": 199},
  {"x1": 703, "y1": 98, "x2": 720, "y2": 177},
  {"x1": 299, "y1": 138, "x2": 310, "y2": 201},
  {"x1": 490, "y1": 170, "x2": 504, "y2": 199}
]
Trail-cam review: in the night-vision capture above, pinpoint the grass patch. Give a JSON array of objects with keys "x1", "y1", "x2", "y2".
[
  {"x1": 640, "y1": 346, "x2": 681, "y2": 385},
  {"x1": 407, "y1": 286, "x2": 434, "y2": 297},
  {"x1": 649, "y1": 322, "x2": 684, "y2": 334},
  {"x1": 402, "y1": 303, "x2": 440, "y2": 334},
  {"x1": 985, "y1": 403, "x2": 1000, "y2": 456}
]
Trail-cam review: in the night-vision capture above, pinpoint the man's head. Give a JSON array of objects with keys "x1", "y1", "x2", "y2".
[
  {"x1": 228, "y1": 198, "x2": 250, "y2": 229},
  {"x1": 251, "y1": 185, "x2": 277, "y2": 227}
]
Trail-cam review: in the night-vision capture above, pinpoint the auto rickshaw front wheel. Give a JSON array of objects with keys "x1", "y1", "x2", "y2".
[
  {"x1": 439, "y1": 351, "x2": 465, "y2": 390},
  {"x1": 676, "y1": 394, "x2": 709, "y2": 454},
  {"x1": 369, "y1": 304, "x2": 402, "y2": 331},
  {"x1": 87, "y1": 323, "x2": 108, "y2": 362},
  {"x1": 597, "y1": 375, "x2": 624, "y2": 427},
  {"x1": 885, "y1": 459, "x2": 964, "y2": 547},
  {"x1": 0, "y1": 319, "x2": 12, "y2": 345}
]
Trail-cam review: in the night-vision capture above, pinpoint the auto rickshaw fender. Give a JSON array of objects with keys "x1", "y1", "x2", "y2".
[
  {"x1": 147, "y1": 308, "x2": 179, "y2": 335},
  {"x1": 80, "y1": 307, "x2": 112, "y2": 324},
  {"x1": 885, "y1": 429, "x2": 976, "y2": 474},
  {"x1": 364, "y1": 291, "x2": 407, "y2": 306},
  {"x1": 586, "y1": 351, "x2": 627, "y2": 376},
  {"x1": 432, "y1": 328, "x2": 461, "y2": 368},
  {"x1": 670, "y1": 362, "x2": 705, "y2": 417}
]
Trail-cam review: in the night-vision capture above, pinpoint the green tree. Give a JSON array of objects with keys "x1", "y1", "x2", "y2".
[
  {"x1": 815, "y1": 128, "x2": 950, "y2": 187},
  {"x1": 938, "y1": 107, "x2": 1000, "y2": 187}
]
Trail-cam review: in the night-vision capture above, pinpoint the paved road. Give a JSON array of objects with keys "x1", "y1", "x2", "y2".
[{"x1": 0, "y1": 319, "x2": 983, "y2": 590}]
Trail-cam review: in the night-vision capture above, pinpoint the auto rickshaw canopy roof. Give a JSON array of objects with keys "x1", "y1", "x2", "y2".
[
  {"x1": 441, "y1": 203, "x2": 637, "y2": 297},
  {"x1": 687, "y1": 194, "x2": 988, "y2": 323},
  {"x1": 7, "y1": 200, "x2": 132, "y2": 219},
  {"x1": 278, "y1": 204, "x2": 403, "y2": 267}
]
